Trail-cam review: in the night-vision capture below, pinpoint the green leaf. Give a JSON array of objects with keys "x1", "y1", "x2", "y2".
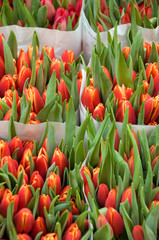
[
  {"x1": 1, "y1": 4, "x2": 14, "y2": 26},
  {"x1": 23, "y1": 4, "x2": 37, "y2": 27},
  {"x1": 8, "y1": 116, "x2": 16, "y2": 143},
  {"x1": 137, "y1": 100, "x2": 145, "y2": 125},
  {"x1": 7, "y1": 30, "x2": 17, "y2": 60},
  {"x1": 36, "y1": 63, "x2": 44, "y2": 96},
  {"x1": 75, "y1": 140, "x2": 85, "y2": 165},
  {"x1": 145, "y1": 205, "x2": 159, "y2": 237},
  {"x1": 94, "y1": 224, "x2": 111, "y2": 240},
  {"x1": 29, "y1": 57, "x2": 36, "y2": 87},
  {"x1": 54, "y1": 222, "x2": 62, "y2": 240},
  {"x1": 3, "y1": 37, "x2": 15, "y2": 75},
  {"x1": 37, "y1": 5, "x2": 48, "y2": 27},
  {"x1": 47, "y1": 124, "x2": 57, "y2": 164},
  {"x1": 81, "y1": 229, "x2": 93, "y2": 240},
  {"x1": 19, "y1": 100, "x2": 31, "y2": 123},
  {"x1": 6, "y1": 202, "x2": 18, "y2": 240},
  {"x1": 45, "y1": 71, "x2": 56, "y2": 105},
  {"x1": 58, "y1": 210, "x2": 69, "y2": 234},
  {"x1": 47, "y1": 101, "x2": 62, "y2": 122},
  {"x1": 76, "y1": 211, "x2": 88, "y2": 234},
  {"x1": 143, "y1": 221, "x2": 157, "y2": 240}
]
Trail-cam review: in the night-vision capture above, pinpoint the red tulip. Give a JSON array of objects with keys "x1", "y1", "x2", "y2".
[
  {"x1": 81, "y1": 166, "x2": 92, "y2": 185},
  {"x1": 59, "y1": 185, "x2": 70, "y2": 202},
  {"x1": 121, "y1": 13, "x2": 131, "y2": 24},
  {"x1": 41, "y1": 46, "x2": 55, "y2": 61},
  {"x1": 50, "y1": 58, "x2": 61, "y2": 80},
  {"x1": 93, "y1": 103, "x2": 105, "y2": 121},
  {"x1": 115, "y1": 100, "x2": 136, "y2": 124},
  {"x1": 41, "y1": 0, "x2": 55, "y2": 21},
  {"x1": 97, "y1": 183, "x2": 109, "y2": 207},
  {"x1": 53, "y1": 16, "x2": 67, "y2": 30},
  {"x1": 17, "y1": 234, "x2": 32, "y2": 240},
  {"x1": 54, "y1": 7, "x2": 69, "y2": 23},
  {"x1": 0, "y1": 156, "x2": 18, "y2": 177},
  {"x1": 47, "y1": 172, "x2": 61, "y2": 195},
  {"x1": 31, "y1": 216, "x2": 47, "y2": 239},
  {"x1": 17, "y1": 49, "x2": 30, "y2": 73},
  {"x1": 9, "y1": 136, "x2": 23, "y2": 161},
  {"x1": 92, "y1": 167, "x2": 100, "y2": 189},
  {"x1": 0, "y1": 185, "x2": 5, "y2": 203},
  {"x1": 0, "y1": 140, "x2": 10, "y2": 158},
  {"x1": 27, "y1": 44, "x2": 39, "y2": 62},
  {"x1": 17, "y1": 164, "x2": 29, "y2": 184},
  {"x1": 149, "y1": 200, "x2": 159, "y2": 210},
  {"x1": 0, "y1": 56, "x2": 5, "y2": 79},
  {"x1": 0, "y1": 34, "x2": 5, "y2": 60},
  {"x1": 75, "y1": 0, "x2": 82, "y2": 17},
  {"x1": 51, "y1": 148, "x2": 67, "y2": 178},
  {"x1": 71, "y1": 197, "x2": 80, "y2": 215},
  {"x1": 97, "y1": 214, "x2": 114, "y2": 237},
  {"x1": 146, "y1": 62, "x2": 159, "y2": 82},
  {"x1": 0, "y1": 189, "x2": 19, "y2": 217},
  {"x1": 38, "y1": 194, "x2": 51, "y2": 217},
  {"x1": 106, "y1": 207, "x2": 124, "y2": 237},
  {"x1": 122, "y1": 46, "x2": 131, "y2": 60},
  {"x1": 35, "y1": 147, "x2": 48, "y2": 179},
  {"x1": 144, "y1": 42, "x2": 152, "y2": 63},
  {"x1": 30, "y1": 171, "x2": 44, "y2": 191},
  {"x1": 13, "y1": 208, "x2": 35, "y2": 233},
  {"x1": 61, "y1": 50, "x2": 75, "y2": 73},
  {"x1": 18, "y1": 184, "x2": 32, "y2": 210},
  {"x1": 121, "y1": 187, "x2": 133, "y2": 206},
  {"x1": 126, "y1": 3, "x2": 139, "y2": 18},
  {"x1": 132, "y1": 225, "x2": 144, "y2": 240},
  {"x1": 16, "y1": 66, "x2": 32, "y2": 94},
  {"x1": 61, "y1": 210, "x2": 73, "y2": 231},
  {"x1": 63, "y1": 223, "x2": 81, "y2": 240},
  {"x1": 0, "y1": 74, "x2": 16, "y2": 97},
  {"x1": 58, "y1": 78, "x2": 70, "y2": 103},
  {"x1": 41, "y1": 233, "x2": 58, "y2": 240},
  {"x1": 140, "y1": 5, "x2": 153, "y2": 20},
  {"x1": 127, "y1": 155, "x2": 135, "y2": 177},
  {"x1": 20, "y1": 148, "x2": 33, "y2": 177},
  {"x1": 105, "y1": 188, "x2": 117, "y2": 209}
]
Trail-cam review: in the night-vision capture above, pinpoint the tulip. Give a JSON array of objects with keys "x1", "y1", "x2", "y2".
[
  {"x1": 152, "y1": 73, "x2": 159, "y2": 96},
  {"x1": 127, "y1": 155, "x2": 135, "y2": 177},
  {"x1": 151, "y1": 155, "x2": 159, "y2": 170},
  {"x1": 50, "y1": 148, "x2": 67, "y2": 178},
  {"x1": 96, "y1": 22, "x2": 105, "y2": 32},
  {"x1": 30, "y1": 171, "x2": 44, "y2": 191},
  {"x1": 84, "y1": 182, "x2": 91, "y2": 199},
  {"x1": 115, "y1": 100, "x2": 136, "y2": 124},
  {"x1": 100, "y1": 0, "x2": 107, "y2": 13},
  {"x1": 140, "y1": 5, "x2": 153, "y2": 20},
  {"x1": 81, "y1": 85, "x2": 101, "y2": 114},
  {"x1": 9, "y1": 136, "x2": 23, "y2": 161},
  {"x1": 144, "y1": 42, "x2": 152, "y2": 63},
  {"x1": 53, "y1": 17, "x2": 67, "y2": 31},
  {"x1": 41, "y1": 46, "x2": 55, "y2": 61},
  {"x1": 121, "y1": 187, "x2": 133, "y2": 206},
  {"x1": 0, "y1": 156, "x2": 18, "y2": 177},
  {"x1": 13, "y1": 208, "x2": 35, "y2": 233},
  {"x1": 38, "y1": 194, "x2": 51, "y2": 217},
  {"x1": 50, "y1": 58, "x2": 61, "y2": 80},
  {"x1": 17, "y1": 20, "x2": 24, "y2": 27},
  {"x1": 92, "y1": 167, "x2": 100, "y2": 189},
  {"x1": 41, "y1": 0, "x2": 55, "y2": 21},
  {"x1": 75, "y1": 0, "x2": 82, "y2": 17},
  {"x1": 71, "y1": 197, "x2": 80, "y2": 215},
  {"x1": 121, "y1": 13, "x2": 131, "y2": 24},
  {"x1": 47, "y1": 172, "x2": 61, "y2": 195},
  {"x1": 106, "y1": 207, "x2": 124, "y2": 237},
  {"x1": 41, "y1": 233, "x2": 58, "y2": 240},
  {"x1": 17, "y1": 66, "x2": 32, "y2": 94},
  {"x1": 113, "y1": 84, "x2": 134, "y2": 104},
  {"x1": 35, "y1": 147, "x2": 48, "y2": 179},
  {"x1": 0, "y1": 74, "x2": 16, "y2": 97},
  {"x1": 81, "y1": 166, "x2": 92, "y2": 185},
  {"x1": 146, "y1": 62, "x2": 159, "y2": 82},
  {"x1": 0, "y1": 139, "x2": 10, "y2": 158},
  {"x1": 31, "y1": 216, "x2": 47, "y2": 239},
  {"x1": 126, "y1": 3, "x2": 139, "y2": 18},
  {"x1": 17, "y1": 234, "x2": 32, "y2": 240},
  {"x1": 61, "y1": 50, "x2": 75, "y2": 73},
  {"x1": 27, "y1": 44, "x2": 39, "y2": 62},
  {"x1": 150, "y1": 144, "x2": 156, "y2": 159},
  {"x1": 132, "y1": 225, "x2": 144, "y2": 240},
  {"x1": 54, "y1": 7, "x2": 69, "y2": 23},
  {"x1": 18, "y1": 184, "x2": 32, "y2": 210},
  {"x1": 97, "y1": 214, "x2": 114, "y2": 237},
  {"x1": 97, "y1": 183, "x2": 109, "y2": 207},
  {"x1": 24, "y1": 86, "x2": 44, "y2": 114},
  {"x1": 20, "y1": 148, "x2": 33, "y2": 177},
  {"x1": 23, "y1": 140, "x2": 34, "y2": 152},
  {"x1": 59, "y1": 185, "x2": 70, "y2": 202},
  {"x1": 17, "y1": 165, "x2": 29, "y2": 184},
  {"x1": 105, "y1": 188, "x2": 117, "y2": 209},
  {"x1": 122, "y1": 46, "x2": 131, "y2": 60},
  {"x1": 0, "y1": 189, "x2": 19, "y2": 217},
  {"x1": 93, "y1": 103, "x2": 105, "y2": 121},
  {"x1": 63, "y1": 223, "x2": 81, "y2": 240},
  {"x1": 58, "y1": 78, "x2": 70, "y2": 103},
  {"x1": 61, "y1": 210, "x2": 73, "y2": 231},
  {"x1": 17, "y1": 49, "x2": 30, "y2": 73}
]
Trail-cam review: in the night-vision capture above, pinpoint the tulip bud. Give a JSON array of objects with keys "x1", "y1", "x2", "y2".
[
  {"x1": 59, "y1": 185, "x2": 70, "y2": 202},
  {"x1": 63, "y1": 223, "x2": 81, "y2": 240},
  {"x1": 144, "y1": 42, "x2": 152, "y2": 63},
  {"x1": 17, "y1": 49, "x2": 30, "y2": 73},
  {"x1": 30, "y1": 171, "x2": 44, "y2": 191},
  {"x1": 0, "y1": 56, "x2": 5, "y2": 79},
  {"x1": 24, "y1": 0, "x2": 32, "y2": 11},
  {"x1": 115, "y1": 100, "x2": 136, "y2": 124},
  {"x1": 97, "y1": 183, "x2": 109, "y2": 207},
  {"x1": 105, "y1": 188, "x2": 117, "y2": 209},
  {"x1": 149, "y1": 200, "x2": 159, "y2": 210},
  {"x1": 71, "y1": 197, "x2": 80, "y2": 215},
  {"x1": 81, "y1": 166, "x2": 92, "y2": 185},
  {"x1": 27, "y1": 44, "x2": 39, "y2": 62},
  {"x1": 50, "y1": 148, "x2": 67, "y2": 178},
  {"x1": 41, "y1": 0, "x2": 55, "y2": 21},
  {"x1": 127, "y1": 155, "x2": 135, "y2": 177},
  {"x1": 92, "y1": 167, "x2": 100, "y2": 189},
  {"x1": 17, "y1": 233, "x2": 32, "y2": 240},
  {"x1": 58, "y1": 78, "x2": 70, "y2": 103},
  {"x1": 50, "y1": 58, "x2": 61, "y2": 80},
  {"x1": 13, "y1": 208, "x2": 35, "y2": 233},
  {"x1": 93, "y1": 103, "x2": 105, "y2": 121},
  {"x1": 97, "y1": 214, "x2": 114, "y2": 237},
  {"x1": 0, "y1": 189, "x2": 19, "y2": 217},
  {"x1": 35, "y1": 147, "x2": 48, "y2": 179},
  {"x1": 31, "y1": 216, "x2": 47, "y2": 239},
  {"x1": 0, "y1": 140, "x2": 10, "y2": 158},
  {"x1": 0, "y1": 185, "x2": 5, "y2": 203},
  {"x1": 61, "y1": 210, "x2": 73, "y2": 231},
  {"x1": 122, "y1": 46, "x2": 131, "y2": 60},
  {"x1": 81, "y1": 85, "x2": 101, "y2": 114},
  {"x1": 0, "y1": 34, "x2": 5, "y2": 60},
  {"x1": 53, "y1": 16, "x2": 67, "y2": 30},
  {"x1": 20, "y1": 148, "x2": 33, "y2": 177},
  {"x1": 18, "y1": 184, "x2": 32, "y2": 210},
  {"x1": 41, "y1": 233, "x2": 58, "y2": 240},
  {"x1": 9, "y1": 136, "x2": 23, "y2": 161},
  {"x1": 126, "y1": 3, "x2": 139, "y2": 17},
  {"x1": 47, "y1": 172, "x2": 61, "y2": 195},
  {"x1": 38, "y1": 194, "x2": 51, "y2": 217},
  {"x1": 0, "y1": 156, "x2": 18, "y2": 177},
  {"x1": 16, "y1": 66, "x2": 32, "y2": 94},
  {"x1": 0, "y1": 74, "x2": 16, "y2": 97},
  {"x1": 121, "y1": 13, "x2": 131, "y2": 24},
  {"x1": 106, "y1": 207, "x2": 124, "y2": 237},
  {"x1": 132, "y1": 225, "x2": 144, "y2": 240},
  {"x1": 41, "y1": 46, "x2": 55, "y2": 60},
  {"x1": 146, "y1": 62, "x2": 159, "y2": 82},
  {"x1": 121, "y1": 187, "x2": 133, "y2": 206},
  {"x1": 61, "y1": 50, "x2": 75, "y2": 73},
  {"x1": 140, "y1": 5, "x2": 153, "y2": 20}
]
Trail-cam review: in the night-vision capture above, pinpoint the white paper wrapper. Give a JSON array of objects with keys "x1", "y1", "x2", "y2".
[
  {"x1": 83, "y1": 12, "x2": 159, "y2": 64},
  {"x1": 79, "y1": 69, "x2": 156, "y2": 138},
  {"x1": 0, "y1": 17, "x2": 82, "y2": 59}
]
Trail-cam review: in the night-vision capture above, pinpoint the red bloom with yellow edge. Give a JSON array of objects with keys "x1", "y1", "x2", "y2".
[
  {"x1": 17, "y1": 49, "x2": 30, "y2": 73},
  {"x1": 41, "y1": 46, "x2": 55, "y2": 61},
  {"x1": 47, "y1": 172, "x2": 61, "y2": 195},
  {"x1": 81, "y1": 166, "x2": 92, "y2": 185},
  {"x1": 9, "y1": 136, "x2": 23, "y2": 161},
  {"x1": 0, "y1": 139, "x2": 10, "y2": 158},
  {"x1": 41, "y1": 233, "x2": 58, "y2": 240},
  {"x1": 63, "y1": 223, "x2": 81, "y2": 240},
  {"x1": 115, "y1": 100, "x2": 136, "y2": 124},
  {"x1": 27, "y1": 44, "x2": 39, "y2": 62},
  {"x1": 146, "y1": 62, "x2": 159, "y2": 82},
  {"x1": 50, "y1": 58, "x2": 62, "y2": 80},
  {"x1": 0, "y1": 156, "x2": 18, "y2": 177},
  {"x1": 17, "y1": 66, "x2": 32, "y2": 94},
  {"x1": 51, "y1": 148, "x2": 67, "y2": 178},
  {"x1": 35, "y1": 147, "x2": 48, "y2": 179},
  {"x1": 18, "y1": 184, "x2": 32, "y2": 210},
  {"x1": 38, "y1": 194, "x2": 51, "y2": 218},
  {"x1": 17, "y1": 233, "x2": 32, "y2": 240},
  {"x1": 20, "y1": 148, "x2": 33, "y2": 177},
  {"x1": 92, "y1": 167, "x2": 99, "y2": 189},
  {"x1": 121, "y1": 186, "x2": 133, "y2": 206},
  {"x1": 93, "y1": 103, "x2": 105, "y2": 121},
  {"x1": 144, "y1": 42, "x2": 152, "y2": 63},
  {"x1": 122, "y1": 46, "x2": 131, "y2": 60},
  {"x1": 0, "y1": 56, "x2": 5, "y2": 79},
  {"x1": 59, "y1": 185, "x2": 70, "y2": 202},
  {"x1": 58, "y1": 78, "x2": 70, "y2": 103},
  {"x1": 13, "y1": 208, "x2": 35, "y2": 233},
  {"x1": 30, "y1": 171, "x2": 44, "y2": 191},
  {"x1": 31, "y1": 216, "x2": 47, "y2": 239},
  {"x1": 0, "y1": 74, "x2": 16, "y2": 97}
]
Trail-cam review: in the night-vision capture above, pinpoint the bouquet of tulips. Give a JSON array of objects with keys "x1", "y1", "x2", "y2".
[
  {"x1": 81, "y1": 115, "x2": 159, "y2": 239},
  {"x1": 0, "y1": 30, "x2": 83, "y2": 124},
  {"x1": 0, "y1": 0, "x2": 82, "y2": 30},
  {"x1": 80, "y1": 26, "x2": 159, "y2": 131},
  {"x1": 0, "y1": 111, "x2": 93, "y2": 239}
]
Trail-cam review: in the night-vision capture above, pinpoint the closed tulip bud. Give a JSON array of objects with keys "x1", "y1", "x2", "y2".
[
  {"x1": 144, "y1": 42, "x2": 152, "y2": 63},
  {"x1": 121, "y1": 187, "x2": 133, "y2": 206},
  {"x1": 51, "y1": 148, "x2": 67, "y2": 178},
  {"x1": 41, "y1": 46, "x2": 55, "y2": 61},
  {"x1": 127, "y1": 155, "x2": 134, "y2": 177},
  {"x1": 146, "y1": 62, "x2": 159, "y2": 82},
  {"x1": 141, "y1": 97, "x2": 159, "y2": 124},
  {"x1": 17, "y1": 165, "x2": 29, "y2": 184},
  {"x1": 47, "y1": 172, "x2": 61, "y2": 195},
  {"x1": 9, "y1": 136, "x2": 23, "y2": 161},
  {"x1": 30, "y1": 171, "x2": 44, "y2": 191},
  {"x1": 31, "y1": 216, "x2": 47, "y2": 239},
  {"x1": 27, "y1": 44, "x2": 39, "y2": 62},
  {"x1": 17, "y1": 233, "x2": 32, "y2": 240},
  {"x1": 126, "y1": 3, "x2": 139, "y2": 17},
  {"x1": 93, "y1": 103, "x2": 105, "y2": 121},
  {"x1": 63, "y1": 223, "x2": 81, "y2": 240},
  {"x1": 24, "y1": 86, "x2": 44, "y2": 114},
  {"x1": 0, "y1": 140, "x2": 10, "y2": 158},
  {"x1": 102, "y1": 66, "x2": 112, "y2": 82},
  {"x1": 41, "y1": 233, "x2": 58, "y2": 240},
  {"x1": 140, "y1": 5, "x2": 153, "y2": 20},
  {"x1": 41, "y1": 0, "x2": 55, "y2": 21},
  {"x1": 17, "y1": 66, "x2": 32, "y2": 94},
  {"x1": 0, "y1": 189, "x2": 19, "y2": 217},
  {"x1": 59, "y1": 185, "x2": 70, "y2": 202},
  {"x1": 97, "y1": 183, "x2": 109, "y2": 207},
  {"x1": 106, "y1": 207, "x2": 124, "y2": 237},
  {"x1": 61, "y1": 50, "x2": 75, "y2": 73},
  {"x1": 93, "y1": 167, "x2": 100, "y2": 189},
  {"x1": 84, "y1": 182, "x2": 91, "y2": 199},
  {"x1": 77, "y1": 77, "x2": 82, "y2": 95},
  {"x1": 100, "y1": 0, "x2": 107, "y2": 13},
  {"x1": 97, "y1": 214, "x2": 114, "y2": 237},
  {"x1": 81, "y1": 85, "x2": 101, "y2": 114},
  {"x1": 61, "y1": 210, "x2": 73, "y2": 231},
  {"x1": 0, "y1": 74, "x2": 16, "y2": 97},
  {"x1": 116, "y1": 100, "x2": 136, "y2": 124},
  {"x1": 0, "y1": 56, "x2": 5, "y2": 79},
  {"x1": 122, "y1": 46, "x2": 131, "y2": 60},
  {"x1": 53, "y1": 16, "x2": 67, "y2": 30},
  {"x1": 18, "y1": 184, "x2": 32, "y2": 210},
  {"x1": 132, "y1": 225, "x2": 144, "y2": 240},
  {"x1": 17, "y1": 49, "x2": 30, "y2": 73},
  {"x1": 58, "y1": 78, "x2": 70, "y2": 103},
  {"x1": 151, "y1": 155, "x2": 159, "y2": 170},
  {"x1": 54, "y1": 7, "x2": 69, "y2": 22},
  {"x1": 71, "y1": 197, "x2": 80, "y2": 215},
  {"x1": 38, "y1": 194, "x2": 51, "y2": 217},
  {"x1": 35, "y1": 147, "x2": 48, "y2": 179},
  {"x1": 105, "y1": 188, "x2": 117, "y2": 209},
  {"x1": 154, "y1": 190, "x2": 159, "y2": 201},
  {"x1": 81, "y1": 166, "x2": 92, "y2": 185},
  {"x1": 13, "y1": 208, "x2": 35, "y2": 233},
  {"x1": 75, "y1": 0, "x2": 82, "y2": 17},
  {"x1": 20, "y1": 148, "x2": 32, "y2": 177},
  {"x1": 0, "y1": 156, "x2": 18, "y2": 177},
  {"x1": 121, "y1": 13, "x2": 131, "y2": 24},
  {"x1": 50, "y1": 58, "x2": 61, "y2": 80}
]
